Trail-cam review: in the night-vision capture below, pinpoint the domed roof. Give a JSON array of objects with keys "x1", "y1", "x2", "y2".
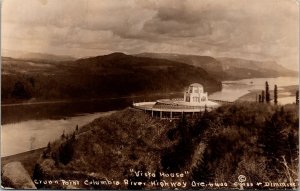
[{"x1": 189, "y1": 83, "x2": 203, "y2": 87}]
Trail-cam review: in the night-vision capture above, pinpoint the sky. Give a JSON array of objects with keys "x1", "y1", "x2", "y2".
[{"x1": 2, "y1": 0, "x2": 299, "y2": 70}]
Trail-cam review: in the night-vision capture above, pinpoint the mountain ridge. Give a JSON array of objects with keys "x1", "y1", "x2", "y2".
[
  {"x1": 2, "y1": 53, "x2": 221, "y2": 103},
  {"x1": 2, "y1": 49, "x2": 76, "y2": 62},
  {"x1": 136, "y1": 52, "x2": 298, "y2": 80}
]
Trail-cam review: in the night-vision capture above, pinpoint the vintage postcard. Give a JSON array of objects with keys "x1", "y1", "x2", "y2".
[{"x1": 1, "y1": 0, "x2": 299, "y2": 190}]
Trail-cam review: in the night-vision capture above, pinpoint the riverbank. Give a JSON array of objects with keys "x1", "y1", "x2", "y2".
[
  {"x1": 1, "y1": 92, "x2": 184, "y2": 107},
  {"x1": 236, "y1": 85, "x2": 298, "y2": 103},
  {"x1": 2, "y1": 111, "x2": 116, "y2": 157}
]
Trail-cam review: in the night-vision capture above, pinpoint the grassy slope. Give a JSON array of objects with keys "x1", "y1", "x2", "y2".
[
  {"x1": 33, "y1": 108, "x2": 178, "y2": 189},
  {"x1": 31, "y1": 102, "x2": 298, "y2": 189}
]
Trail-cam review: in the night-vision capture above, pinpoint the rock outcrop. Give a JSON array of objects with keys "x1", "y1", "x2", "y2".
[{"x1": 2, "y1": 161, "x2": 36, "y2": 189}]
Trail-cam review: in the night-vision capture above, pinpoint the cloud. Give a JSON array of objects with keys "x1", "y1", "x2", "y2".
[{"x1": 2, "y1": 0, "x2": 299, "y2": 70}]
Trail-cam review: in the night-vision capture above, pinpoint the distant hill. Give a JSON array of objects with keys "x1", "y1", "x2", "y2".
[
  {"x1": 136, "y1": 53, "x2": 224, "y2": 79},
  {"x1": 1, "y1": 53, "x2": 221, "y2": 103},
  {"x1": 136, "y1": 53, "x2": 298, "y2": 80},
  {"x1": 217, "y1": 57, "x2": 298, "y2": 80},
  {"x1": 2, "y1": 49, "x2": 76, "y2": 62}
]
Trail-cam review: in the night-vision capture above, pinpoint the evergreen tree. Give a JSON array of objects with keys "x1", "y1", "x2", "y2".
[
  {"x1": 261, "y1": 90, "x2": 265, "y2": 103},
  {"x1": 274, "y1": 85, "x2": 278, "y2": 105},
  {"x1": 54, "y1": 152, "x2": 59, "y2": 166},
  {"x1": 265, "y1": 81, "x2": 270, "y2": 103},
  {"x1": 11, "y1": 81, "x2": 31, "y2": 99},
  {"x1": 161, "y1": 115, "x2": 194, "y2": 172},
  {"x1": 192, "y1": 149, "x2": 213, "y2": 183},
  {"x1": 178, "y1": 115, "x2": 190, "y2": 145},
  {"x1": 32, "y1": 164, "x2": 45, "y2": 188},
  {"x1": 258, "y1": 110, "x2": 287, "y2": 177},
  {"x1": 76, "y1": 125, "x2": 79, "y2": 132},
  {"x1": 61, "y1": 130, "x2": 66, "y2": 140},
  {"x1": 259, "y1": 94, "x2": 262, "y2": 103},
  {"x1": 296, "y1": 90, "x2": 299, "y2": 105},
  {"x1": 47, "y1": 142, "x2": 51, "y2": 151},
  {"x1": 58, "y1": 140, "x2": 74, "y2": 165},
  {"x1": 71, "y1": 132, "x2": 76, "y2": 141},
  {"x1": 287, "y1": 131, "x2": 298, "y2": 164},
  {"x1": 204, "y1": 104, "x2": 208, "y2": 114}
]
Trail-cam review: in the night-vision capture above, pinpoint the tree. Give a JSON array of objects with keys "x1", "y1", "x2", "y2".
[
  {"x1": 178, "y1": 115, "x2": 190, "y2": 145},
  {"x1": 58, "y1": 140, "x2": 74, "y2": 165},
  {"x1": 296, "y1": 90, "x2": 299, "y2": 105},
  {"x1": 61, "y1": 130, "x2": 66, "y2": 140},
  {"x1": 192, "y1": 148, "x2": 213, "y2": 183},
  {"x1": 161, "y1": 115, "x2": 194, "y2": 172},
  {"x1": 259, "y1": 95, "x2": 262, "y2": 103},
  {"x1": 32, "y1": 164, "x2": 45, "y2": 188},
  {"x1": 11, "y1": 81, "x2": 31, "y2": 99},
  {"x1": 204, "y1": 104, "x2": 208, "y2": 114},
  {"x1": 274, "y1": 85, "x2": 278, "y2": 105},
  {"x1": 47, "y1": 142, "x2": 51, "y2": 151},
  {"x1": 265, "y1": 81, "x2": 270, "y2": 103},
  {"x1": 261, "y1": 90, "x2": 265, "y2": 103},
  {"x1": 258, "y1": 109, "x2": 287, "y2": 178},
  {"x1": 287, "y1": 131, "x2": 298, "y2": 164},
  {"x1": 71, "y1": 132, "x2": 76, "y2": 141}
]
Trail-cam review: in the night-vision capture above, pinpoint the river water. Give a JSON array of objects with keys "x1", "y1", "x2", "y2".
[
  {"x1": 1, "y1": 112, "x2": 115, "y2": 157},
  {"x1": 209, "y1": 76, "x2": 299, "y2": 103},
  {"x1": 1, "y1": 77, "x2": 298, "y2": 157}
]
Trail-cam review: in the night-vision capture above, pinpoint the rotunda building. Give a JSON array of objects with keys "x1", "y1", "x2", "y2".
[{"x1": 133, "y1": 83, "x2": 219, "y2": 119}]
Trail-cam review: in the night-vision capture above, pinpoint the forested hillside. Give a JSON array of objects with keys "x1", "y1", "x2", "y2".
[
  {"x1": 136, "y1": 53, "x2": 298, "y2": 80},
  {"x1": 1, "y1": 53, "x2": 221, "y2": 103}
]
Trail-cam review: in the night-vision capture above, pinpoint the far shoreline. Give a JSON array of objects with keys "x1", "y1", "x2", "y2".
[{"x1": 236, "y1": 85, "x2": 298, "y2": 102}]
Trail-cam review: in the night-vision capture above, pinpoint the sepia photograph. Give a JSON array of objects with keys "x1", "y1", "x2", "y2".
[{"x1": 1, "y1": 0, "x2": 299, "y2": 189}]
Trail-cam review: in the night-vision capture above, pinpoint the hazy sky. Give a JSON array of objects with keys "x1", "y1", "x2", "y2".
[{"x1": 2, "y1": 0, "x2": 299, "y2": 70}]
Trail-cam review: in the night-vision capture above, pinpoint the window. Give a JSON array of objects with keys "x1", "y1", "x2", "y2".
[
  {"x1": 186, "y1": 97, "x2": 190, "y2": 102},
  {"x1": 190, "y1": 89, "x2": 192, "y2": 93},
  {"x1": 201, "y1": 97, "x2": 206, "y2": 101},
  {"x1": 193, "y1": 97, "x2": 199, "y2": 102}
]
